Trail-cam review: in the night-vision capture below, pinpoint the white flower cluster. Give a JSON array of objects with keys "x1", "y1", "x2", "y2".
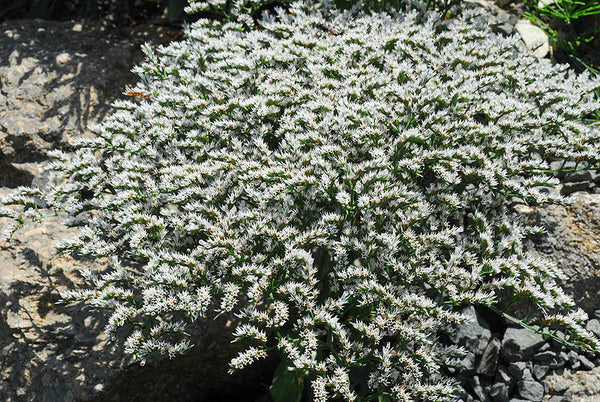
[{"x1": 3, "y1": 1, "x2": 600, "y2": 400}]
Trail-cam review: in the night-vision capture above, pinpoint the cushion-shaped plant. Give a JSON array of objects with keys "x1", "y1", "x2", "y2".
[{"x1": 2, "y1": 1, "x2": 600, "y2": 400}]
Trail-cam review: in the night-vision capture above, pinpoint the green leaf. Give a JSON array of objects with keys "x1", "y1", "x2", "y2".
[{"x1": 270, "y1": 360, "x2": 304, "y2": 402}]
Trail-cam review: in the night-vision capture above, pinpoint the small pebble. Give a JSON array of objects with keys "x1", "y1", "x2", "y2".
[{"x1": 55, "y1": 52, "x2": 72, "y2": 66}]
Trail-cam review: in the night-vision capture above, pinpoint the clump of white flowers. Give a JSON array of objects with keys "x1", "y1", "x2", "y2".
[{"x1": 3, "y1": 0, "x2": 600, "y2": 400}]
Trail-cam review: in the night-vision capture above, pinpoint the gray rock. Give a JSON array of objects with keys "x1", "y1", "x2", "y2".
[
  {"x1": 501, "y1": 328, "x2": 546, "y2": 362},
  {"x1": 0, "y1": 213, "x2": 276, "y2": 401},
  {"x1": 0, "y1": 19, "x2": 273, "y2": 402},
  {"x1": 525, "y1": 193, "x2": 600, "y2": 311},
  {"x1": 552, "y1": 378, "x2": 571, "y2": 393},
  {"x1": 579, "y1": 355, "x2": 595, "y2": 370},
  {"x1": 452, "y1": 306, "x2": 492, "y2": 355},
  {"x1": 586, "y1": 319, "x2": 600, "y2": 338},
  {"x1": 544, "y1": 366, "x2": 600, "y2": 401},
  {"x1": 564, "y1": 170, "x2": 592, "y2": 183},
  {"x1": 490, "y1": 382, "x2": 510, "y2": 402},
  {"x1": 494, "y1": 0, "x2": 513, "y2": 8},
  {"x1": 537, "y1": 342, "x2": 551, "y2": 353},
  {"x1": 569, "y1": 360, "x2": 580, "y2": 371},
  {"x1": 561, "y1": 181, "x2": 590, "y2": 195},
  {"x1": 515, "y1": 19, "x2": 549, "y2": 58},
  {"x1": 509, "y1": 361, "x2": 528, "y2": 379},
  {"x1": 567, "y1": 350, "x2": 579, "y2": 366},
  {"x1": 471, "y1": 376, "x2": 491, "y2": 402},
  {"x1": 549, "y1": 161, "x2": 577, "y2": 179},
  {"x1": 461, "y1": 351, "x2": 479, "y2": 372},
  {"x1": 492, "y1": 21, "x2": 515, "y2": 36},
  {"x1": 478, "y1": 337, "x2": 502, "y2": 376},
  {"x1": 522, "y1": 368, "x2": 535, "y2": 381},
  {"x1": 0, "y1": 19, "x2": 179, "y2": 188},
  {"x1": 548, "y1": 351, "x2": 568, "y2": 369},
  {"x1": 534, "y1": 350, "x2": 557, "y2": 363},
  {"x1": 496, "y1": 365, "x2": 513, "y2": 385},
  {"x1": 490, "y1": 9, "x2": 516, "y2": 35},
  {"x1": 533, "y1": 364, "x2": 549, "y2": 380},
  {"x1": 518, "y1": 380, "x2": 544, "y2": 401},
  {"x1": 456, "y1": 388, "x2": 474, "y2": 402}
]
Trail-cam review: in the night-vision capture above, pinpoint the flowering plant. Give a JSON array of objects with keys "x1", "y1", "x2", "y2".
[{"x1": 2, "y1": 1, "x2": 600, "y2": 400}]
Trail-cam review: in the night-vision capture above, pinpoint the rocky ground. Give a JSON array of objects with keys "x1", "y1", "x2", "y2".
[{"x1": 0, "y1": 2, "x2": 599, "y2": 402}]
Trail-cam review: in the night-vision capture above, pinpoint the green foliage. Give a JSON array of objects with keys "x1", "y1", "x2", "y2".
[
  {"x1": 270, "y1": 360, "x2": 305, "y2": 402},
  {"x1": 525, "y1": 0, "x2": 600, "y2": 73}
]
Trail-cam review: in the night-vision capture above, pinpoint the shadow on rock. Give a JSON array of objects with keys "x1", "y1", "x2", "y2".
[
  {"x1": 0, "y1": 18, "x2": 183, "y2": 188},
  {"x1": 0, "y1": 215, "x2": 276, "y2": 401}
]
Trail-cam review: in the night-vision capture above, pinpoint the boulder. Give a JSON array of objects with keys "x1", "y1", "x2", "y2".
[
  {"x1": 0, "y1": 19, "x2": 275, "y2": 401},
  {"x1": 0, "y1": 18, "x2": 180, "y2": 188},
  {"x1": 478, "y1": 338, "x2": 502, "y2": 376},
  {"x1": 0, "y1": 203, "x2": 275, "y2": 401},
  {"x1": 517, "y1": 380, "x2": 544, "y2": 401}
]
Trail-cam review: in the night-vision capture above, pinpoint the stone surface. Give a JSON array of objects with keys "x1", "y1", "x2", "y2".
[
  {"x1": 549, "y1": 351, "x2": 568, "y2": 369},
  {"x1": 561, "y1": 181, "x2": 591, "y2": 195},
  {"x1": 532, "y1": 364, "x2": 549, "y2": 381},
  {"x1": 2, "y1": 6, "x2": 600, "y2": 402},
  {"x1": 496, "y1": 365, "x2": 513, "y2": 386},
  {"x1": 508, "y1": 361, "x2": 527, "y2": 379},
  {"x1": 501, "y1": 328, "x2": 546, "y2": 362},
  {"x1": 526, "y1": 193, "x2": 600, "y2": 311},
  {"x1": 0, "y1": 212, "x2": 276, "y2": 401},
  {"x1": 478, "y1": 338, "x2": 502, "y2": 376},
  {"x1": 451, "y1": 306, "x2": 492, "y2": 355},
  {"x1": 517, "y1": 380, "x2": 544, "y2": 401},
  {"x1": 0, "y1": 19, "x2": 276, "y2": 402},
  {"x1": 471, "y1": 376, "x2": 492, "y2": 402},
  {"x1": 0, "y1": 18, "x2": 179, "y2": 188},
  {"x1": 545, "y1": 367, "x2": 600, "y2": 402},
  {"x1": 490, "y1": 382, "x2": 510, "y2": 402},
  {"x1": 564, "y1": 170, "x2": 593, "y2": 183},
  {"x1": 586, "y1": 319, "x2": 600, "y2": 338},
  {"x1": 534, "y1": 350, "x2": 556, "y2": 363},
  {"x1": 579, "y1": 355, "x2": 595, "y2": 371},
  {"x1": 515, "y1": 19, "x2": 550, "y2": 58}
]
